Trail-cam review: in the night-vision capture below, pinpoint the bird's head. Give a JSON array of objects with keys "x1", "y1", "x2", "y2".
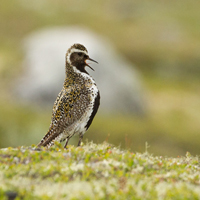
[{"x1": 66, "y1": 43, "x2": 98, "y2": 74}]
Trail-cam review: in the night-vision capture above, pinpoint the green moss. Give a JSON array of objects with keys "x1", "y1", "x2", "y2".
[{"x1": 0, "y1": 142, "x2": 200, "y2": 199}]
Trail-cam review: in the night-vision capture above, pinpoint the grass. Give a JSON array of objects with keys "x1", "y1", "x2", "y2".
[{"x1": 0, "y1": 142, "x2": 200, "y2": 199}]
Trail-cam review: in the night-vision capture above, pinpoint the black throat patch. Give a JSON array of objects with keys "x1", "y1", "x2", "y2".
[{"x1": 70, "y1": 52, "x2": 89, "y2": 74}]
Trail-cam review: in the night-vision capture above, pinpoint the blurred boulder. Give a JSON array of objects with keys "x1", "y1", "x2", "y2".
[{"x1": 15, "y1": 26, "x2": 145, "y2": 114}]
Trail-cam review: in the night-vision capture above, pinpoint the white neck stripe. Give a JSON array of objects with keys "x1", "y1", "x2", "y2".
[{"x1": 72, "y1": 65, "x2": 93, "y2": 79}]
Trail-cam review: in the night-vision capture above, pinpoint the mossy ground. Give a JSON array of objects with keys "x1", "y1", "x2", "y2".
[{"x1": 0, "y1": 142, "x2": 200, "y2": 199}]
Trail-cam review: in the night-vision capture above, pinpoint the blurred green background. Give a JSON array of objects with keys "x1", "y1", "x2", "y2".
[{"x1": 0, "y1": 0, "x2": 200, "y2": 156}]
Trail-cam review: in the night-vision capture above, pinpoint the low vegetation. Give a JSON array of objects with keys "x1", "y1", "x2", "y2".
[{"x1": 0, "y1": 142, "x2": 200, "y2": 199}]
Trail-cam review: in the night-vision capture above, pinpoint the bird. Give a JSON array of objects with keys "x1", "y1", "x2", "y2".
[{"x1": 37, "y1": 43, "x2": 100, "y2": 148}]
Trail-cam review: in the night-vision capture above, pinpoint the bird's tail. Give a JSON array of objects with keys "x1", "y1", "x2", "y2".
[{"x1": 37, "y1": 125, "x2": 57, "y2": 148}]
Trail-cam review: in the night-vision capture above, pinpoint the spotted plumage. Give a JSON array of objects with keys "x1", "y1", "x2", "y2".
[{"x1": 37, "y1": 43, "x2": 100, "y2": 148}]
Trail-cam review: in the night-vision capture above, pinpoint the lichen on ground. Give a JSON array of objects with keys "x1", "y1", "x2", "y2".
[{"x1": 0, "y1": 142, "x2": 200, "y2": 199}]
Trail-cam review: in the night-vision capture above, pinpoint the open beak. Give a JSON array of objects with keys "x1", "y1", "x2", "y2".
[
  {"x1": 88, "y1": 57, "x2": 98, "y2": 64},
  {"x1": 86, "y1": 57, "x2": 98, "y2": 71}
]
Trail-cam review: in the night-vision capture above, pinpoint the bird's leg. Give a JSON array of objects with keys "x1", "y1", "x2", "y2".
[
  {"x1": 77, "y1": 134, "x2": 83, "y2": 147},
  {"x1": 64, "y1": 137, "x2": 69, "y2": 149}
]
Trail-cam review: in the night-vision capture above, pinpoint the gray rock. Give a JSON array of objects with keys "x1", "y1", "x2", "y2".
[{"x1": 16, "y1": 26, "x2": 145, "y2": 114}]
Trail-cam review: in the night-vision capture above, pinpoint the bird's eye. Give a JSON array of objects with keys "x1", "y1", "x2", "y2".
[{"x1": 78, "y1": 52, "x2": 82, "y2": 56}]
